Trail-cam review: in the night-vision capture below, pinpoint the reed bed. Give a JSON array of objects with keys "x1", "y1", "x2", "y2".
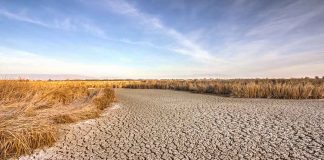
[
  {"x1": 33, "y1": 78, "x2": 323, "y2": 99},
  {"x1": 123, "y1": 79, "x2": 324, "y2": 99},
  {"x1": 0, "y1": 80, "x2": 115, "y2": 159}
]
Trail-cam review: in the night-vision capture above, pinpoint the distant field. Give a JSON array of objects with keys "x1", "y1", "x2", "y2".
[
  {"x1": 65, "y1": 78, "x2": 323, "y2": 99},
  {"x1": 0, "y1": 78, "x2": 323, "y2": 158},
  {"x1": 123, "y1": 78, "x2": 324, "y2": 99}
]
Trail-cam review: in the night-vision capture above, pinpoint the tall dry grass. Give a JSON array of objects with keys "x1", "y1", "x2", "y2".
[
  {"x1": 42, "y1": 78, "x2": 323, "y2": 99},
  {"x1": 123, "y1": 79, "x2": 324, "y2": 99},
  {"x1": 0, "y1": 80, "x2": 115, "y2": 159}
]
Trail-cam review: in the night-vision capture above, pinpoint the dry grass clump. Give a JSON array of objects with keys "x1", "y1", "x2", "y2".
[
  {"x1": 0, "y1": 80, "x2": 89, "y2": 105},
  {"x1": 36, "y1": 85, "x2": 88, "y2": 105},
  {"x1": 123, "y1": 78, "x2": 324, "y2": 99},
  {"x1": 52, "y1": 107, "x2": 100, "y2": 124},
  {"x1": 93, "y1": 88, "x2": 116, "y2": 110},
  {"x1": 0, "y1": 121, "x2": 57, "y2": 159},
  {"x1": 0, "y1": 80, "x2": 115, "y2": 159},
  {"x1": 0, "y1": 80, "x2": 35, "y2": 104}
]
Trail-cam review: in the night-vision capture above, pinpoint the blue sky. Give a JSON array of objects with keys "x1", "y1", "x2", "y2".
[{"x1": 0, "y1": 0, "x2": 323, "y2": 78}]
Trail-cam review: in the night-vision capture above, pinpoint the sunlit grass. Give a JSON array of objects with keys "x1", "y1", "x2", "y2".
[
  {"x1": 123, "y1": 78, "x2": 324, "y2": 99},
  {"x1": 0, "y1": 80, "x2": 115, "y2": 159}
]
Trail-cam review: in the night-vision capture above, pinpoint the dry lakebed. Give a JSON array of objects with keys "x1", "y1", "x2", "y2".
[{"x1": 20, "y1": 89, "x2": 324, "y2": 159}]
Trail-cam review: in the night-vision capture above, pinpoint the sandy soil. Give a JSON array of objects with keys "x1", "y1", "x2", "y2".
[{"x1": 20, "y1": 89, "x2": 324, "y2": 159}]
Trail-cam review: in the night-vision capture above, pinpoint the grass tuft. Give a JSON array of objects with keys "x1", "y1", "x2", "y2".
[{"x1": 93, "y1": 88, "x2": 116, "y2": 110}]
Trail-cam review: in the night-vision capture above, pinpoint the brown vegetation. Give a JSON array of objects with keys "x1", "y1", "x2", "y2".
[
  {"x1": 123, "y1": 79, "x2": 324, "y2": 99},
  {"x1": 0, "y1": 80, "x2": 115, "y2": 159}
]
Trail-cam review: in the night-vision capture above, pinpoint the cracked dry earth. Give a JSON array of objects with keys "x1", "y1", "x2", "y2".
[{"x1": 20, "y1": 89, "x2": 324, "y2": 160}]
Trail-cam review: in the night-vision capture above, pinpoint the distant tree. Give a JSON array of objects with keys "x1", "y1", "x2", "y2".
[
  {"x1": 48, "y1": 79, "x2": 52, "y2": 81},
  {"x1": 315, "y1": 76, "x2": 319, "y2": 79}
]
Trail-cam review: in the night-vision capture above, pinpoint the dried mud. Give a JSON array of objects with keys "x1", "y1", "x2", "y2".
[{"x1": 20, "y1": 89, "x2": 324, "y2": 159}]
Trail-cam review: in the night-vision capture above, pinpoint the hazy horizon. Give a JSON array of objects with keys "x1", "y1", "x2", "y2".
[
  {"x1": 0, "y1": 73, "x2": 322, "y2": 80},
  {"x1": 1, "y1": 0, "x2": 324, "y2": 78}
]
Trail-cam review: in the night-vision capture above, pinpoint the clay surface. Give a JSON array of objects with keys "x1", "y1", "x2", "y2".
[{"x1": 20, "y1": 89, "x2": 324, "y2": 159}]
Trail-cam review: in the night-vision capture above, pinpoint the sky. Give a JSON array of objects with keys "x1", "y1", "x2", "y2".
[{"x1": 0, "y1": 0, "x2": 323, "y2": 79}]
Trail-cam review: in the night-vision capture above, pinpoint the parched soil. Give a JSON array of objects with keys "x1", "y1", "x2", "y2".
[{"x1": 20, "y1": 89, "x2": 324, "y2": 159}]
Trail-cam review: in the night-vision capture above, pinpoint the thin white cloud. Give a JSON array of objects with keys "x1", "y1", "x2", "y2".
[
  {"x1": 246, "y1": 0, "x2": 324, "y2": 37},
  {"x1": 0, "y1": 7, "x2": 165, "y2": 49},
  {"x1": 0, "y1": 9, "x2": 50, "y2": 27},
  {"x1": 96, "y1": 0, "x2": 226, "y2": 64},
  {"x1": 0, "y1": 8, "x2": 106, "y2": 38},
  {"x1": 203, "y1": 0, "x2": 324, "y2": 77}
]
